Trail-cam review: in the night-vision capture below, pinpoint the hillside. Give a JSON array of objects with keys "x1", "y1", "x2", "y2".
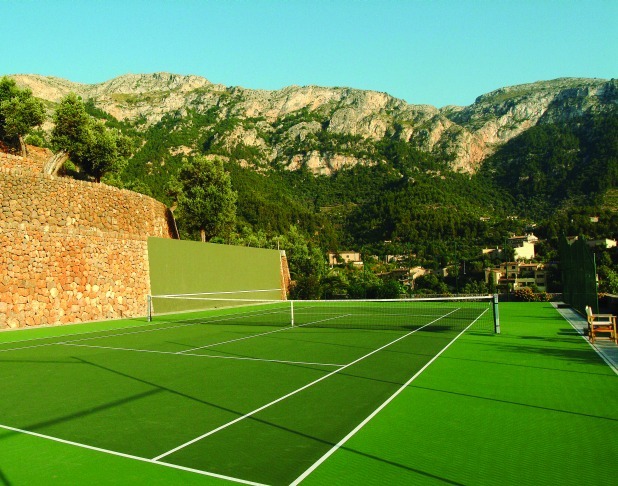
[
  {"x1": 4, "y1": 72, "x2": 618, "y2": 297},
  {"x1": 6, "y1": 73, "x2": 618, "y2": 263},
  {"x1": 12, "y1": 73, "x2": 617, "y2": 175}
]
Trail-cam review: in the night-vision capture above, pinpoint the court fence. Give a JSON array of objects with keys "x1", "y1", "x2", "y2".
[{"x1": 559, "y1": 235, "x2": 598, "y2": 315}]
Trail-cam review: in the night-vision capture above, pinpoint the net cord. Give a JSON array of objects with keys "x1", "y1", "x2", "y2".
[{"x1": 147, "y1": 294, "x2": 496, "y2": 332}]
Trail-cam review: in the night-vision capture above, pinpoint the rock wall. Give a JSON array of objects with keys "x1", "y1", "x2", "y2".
[
  {"x1": 0, "y1": 155, "x2": 174, "y2": 329},
  {"x1": 0, "y1": 151, "x2": 44, "y2": 174}
]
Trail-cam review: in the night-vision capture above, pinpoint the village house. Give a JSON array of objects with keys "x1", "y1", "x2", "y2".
[
  {"x1": 587, "y1": 238, "x2": 617, "y2": 249},
  {"x1": 485, "y1": 262, "x2": 548, "y2": 292},
  {"x1": 378, "y1": 266, "x2": 444, "y2": 289},
  {"x1": 328, "y1": 251, "x2": 363, "y2": 267},
  {"x1": 482, "y1": 233, "x2": 539, "y2": 261}
]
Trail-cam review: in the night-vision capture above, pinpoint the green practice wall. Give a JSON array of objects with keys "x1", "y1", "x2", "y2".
[{"x1": 147, "y1": 238, "x2": 284, "y2": 314}]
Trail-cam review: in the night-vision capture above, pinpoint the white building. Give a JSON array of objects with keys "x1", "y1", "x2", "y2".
[
  {"x1": 485, "y1": 262, "x2": 548, "y2": 291},
  {"x1": 328, "y1": 251, "x2": 363, "y2": 267}
]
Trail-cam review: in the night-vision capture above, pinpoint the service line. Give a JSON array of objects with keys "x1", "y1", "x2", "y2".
[{"x1": 152, "y1": 309, "x2": 460, "y2": 461}]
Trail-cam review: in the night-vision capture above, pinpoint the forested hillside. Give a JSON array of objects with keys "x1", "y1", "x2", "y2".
[{"x1": 5, "y1": 73, "x2": 618, "y2": 297}]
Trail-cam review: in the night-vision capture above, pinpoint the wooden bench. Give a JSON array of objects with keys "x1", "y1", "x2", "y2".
[{"x1": 585, "y1": 306, "x2": 617, "y2": 344}]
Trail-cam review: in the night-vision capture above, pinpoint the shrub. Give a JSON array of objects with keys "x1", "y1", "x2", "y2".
[{"x1": 513, "y1": 287, "x2": 537, "y2": 302}]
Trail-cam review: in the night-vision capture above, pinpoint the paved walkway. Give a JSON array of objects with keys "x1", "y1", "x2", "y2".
[{"x1": 553, "y1": 302, "x2": 618, "y2": 375}]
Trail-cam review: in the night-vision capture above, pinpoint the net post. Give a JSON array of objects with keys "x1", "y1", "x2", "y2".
[
  {"x1": 290, "y1": 300, "x2": 295, "y2": 327},
  {"x1": 147, "y1": 295, "x2": 152, "y2": 322},
  {"x1": 492, "y1": 294, "x2": 500, "y2": 334}
]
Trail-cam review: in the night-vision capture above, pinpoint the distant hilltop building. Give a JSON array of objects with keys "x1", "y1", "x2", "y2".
[
  {"x1": 328, "y1": 251, "x2": 363, "y2": 267},
  {"x1": 509, "y1": 234, "x2": 538, "y2": 260},
  {"x1": 588, "y1": 238, "x2": 617, "y2": 249},
  {"x1": 377, "y1": 266, "x2": 433, "y2": 288},
  {"x1": 483, "y1": 233, "x2": 538, "y2": 261},
  {"x1": 485, "y1": 262, "x2": 548, "y2": 292},
  {"x1": 566, "y1": 236, "x2": 617, "y2": 249}
]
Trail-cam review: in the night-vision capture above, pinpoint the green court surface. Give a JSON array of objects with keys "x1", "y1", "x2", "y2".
[{"x1": 0, "y1": 302, "x2": 616, "y2": 485}]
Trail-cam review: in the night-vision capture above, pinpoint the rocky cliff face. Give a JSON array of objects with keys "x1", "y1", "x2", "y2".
[{"x1": 11, "y1": 73, "x2": 617, "y2": 174}]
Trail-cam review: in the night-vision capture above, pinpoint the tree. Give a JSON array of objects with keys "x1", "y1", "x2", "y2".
[
  {"x1": 0, "y1": 77, "x2": 46, "y2": 156},
  {"x1": 81, "y1": 120, "x2": 132, "y2": 182},
  {"x1": 413, "y1": 274, "x2": 449, "y2": 295},
  {"x1": 169, "y1": 156, "x2": 237, "y2": 242},
  {"x1": 51, "y1": 93, "x2": 131, "y2": 181},
  {"x1": 51, "y1": 93, "x2": 90, "y2": 155}
]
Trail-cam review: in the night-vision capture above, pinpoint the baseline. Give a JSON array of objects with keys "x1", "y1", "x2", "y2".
[{"x1": 0, "y1": 422, "x2": 265, "y2": 486}]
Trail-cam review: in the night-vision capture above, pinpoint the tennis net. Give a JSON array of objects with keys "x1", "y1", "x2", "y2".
[{"x1": 147, "y1": 294, "x2": 498, "y2": 333}]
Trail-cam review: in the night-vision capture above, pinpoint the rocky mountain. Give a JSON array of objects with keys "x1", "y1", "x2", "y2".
[{"x1": 10, "y1": 73, "x2": 617, "y2": 175}]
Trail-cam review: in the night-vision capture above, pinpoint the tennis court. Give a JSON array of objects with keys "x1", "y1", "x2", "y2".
[{"x1": 0, "y1": 296, "x2": 496, "y2": 485}]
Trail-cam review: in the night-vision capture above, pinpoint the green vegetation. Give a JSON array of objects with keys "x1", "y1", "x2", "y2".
[
  {"x1": 0, "y1": 76, "x2": 46, "y2": 156},
  {"x1": 51, "y1": 93, "x2": 132, "y2": 182},
  {"x1": 8, "y1": 81, "x2": 616, "y2": 295},
  {"x1": 168, "y1": 156, "x2": 237, "y2": 242},
  {"x1": 103, "y1": 104, "x2": 617, "y2": 296},
  {"x1": 482, "y1": 111, "x2": 618, "y2": 217}
]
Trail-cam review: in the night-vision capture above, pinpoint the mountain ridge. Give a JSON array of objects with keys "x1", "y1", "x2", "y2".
[{"x1": 9, "y1": 72, "x2": 617, "y2": 174}]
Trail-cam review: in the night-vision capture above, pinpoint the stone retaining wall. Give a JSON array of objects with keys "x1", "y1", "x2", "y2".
[
  {"x1": 0, "y1": 152, "x2": 43, "y2": 174},
  {"x1": 0, "y1": 156, "x2": 174, "y2": 329}
]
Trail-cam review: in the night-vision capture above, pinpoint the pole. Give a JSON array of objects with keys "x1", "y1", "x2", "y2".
[
  {"x1": 290, "y1": 300, "x2": 295, "y2": 327},
  {"x1": 455, "y1": 241, "x2": 458, "y2": 294},
  {"x1": 493, "y1": 293, "x2": 501, "y2": 334}
]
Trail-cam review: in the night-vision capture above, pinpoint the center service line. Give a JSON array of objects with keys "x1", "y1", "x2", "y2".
[
  {"x1": 291, "y1": 308, "x2": 488, "y2": 485},
  {"x1": 152, "y1": 309, "x2": 459, "y2": 461}
]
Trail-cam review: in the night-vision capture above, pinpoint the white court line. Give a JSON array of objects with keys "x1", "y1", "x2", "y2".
[
  {"x1": 557, "y1": 306, "x2": 618, "y2": 376},
  {"x1": 63, "y1": 308, "x2": 290, "y2": 345},
  {"x1": 0, "y1": 341, "x2": 61, "y2": 354},
  {"x1": 0, "y1": 319, "x2": 167, "y2": 352},
  {"x1": 0, "y1": 423, "x2": 266, "y2": 486},
  {"x1": 290, "y1": 308, "x2": 488, "y2": 485},
  {"x1": 177, "y1": 313, "x2": 353, "y2": 354},
  {"x1": 59, "y1": 342, "x2": 345, "y2": 367},
  {"x1": 176, "y1": 318, "x2": 298, "y2": 353},
  {"x1": 152, "y1": 309, "x2": 460, "y2": 462},
  {"x1": 0, "y1": 308, "x2": 290, "y2": 354}
]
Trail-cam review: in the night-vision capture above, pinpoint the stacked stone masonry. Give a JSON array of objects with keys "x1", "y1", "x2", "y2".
[
  {"x1": 0, "y1": 152, "x2": 43, "y2": 174},
  {"x1": 0, "y1": 154, "x2": 174, "y2": 329}
]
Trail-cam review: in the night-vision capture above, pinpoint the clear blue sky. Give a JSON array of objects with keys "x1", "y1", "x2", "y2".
[{"x1": 2, "y1": 0, "x2": 616, "y2": 107}]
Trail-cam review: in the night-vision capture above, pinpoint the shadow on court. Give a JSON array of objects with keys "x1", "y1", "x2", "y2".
[
  {"x1": 0, "y1": 469, "x2": 11, "y2": 486},
  {"x1": 178, "y1": 339, "x2": 455, "y2": 389},
  {"x1": 494, "y1": 339, "x2": 609, "y2": 367},
  {"x1": 0, "y1": 339, "x2": 469, "y2": 485},
  {"x1": 411, "y1": 385, "x2": 618, "y2": 422},
  {"x1": 75, "y1": 356, "x2": 463, "y2": 484},
  {"x1": 0, "y1": 387, "x2": 163, "y2": 437}
]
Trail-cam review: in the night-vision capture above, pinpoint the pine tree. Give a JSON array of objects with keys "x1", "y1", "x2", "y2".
[{"x1": 169, "y1": 156, "x2": 237, "y2": 241}]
